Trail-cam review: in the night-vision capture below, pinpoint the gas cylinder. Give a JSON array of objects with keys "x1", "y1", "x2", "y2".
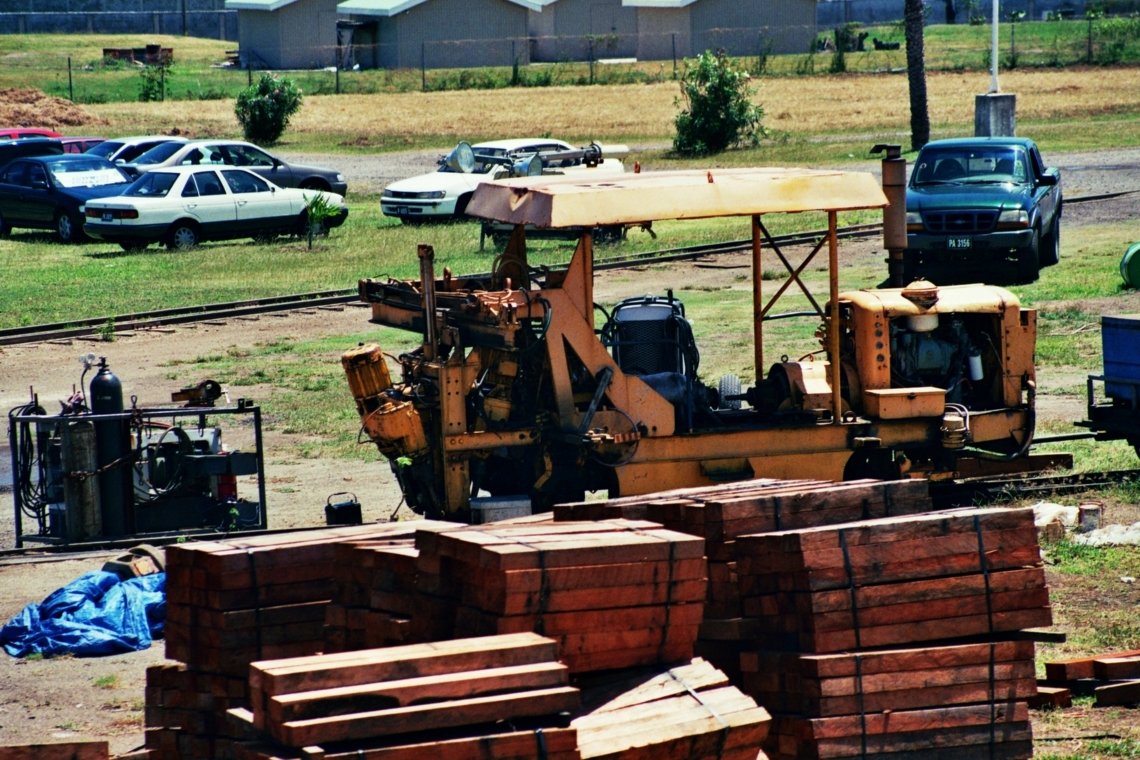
[{"x1": 90, "y1": 358, "x2": 131, "y2": 536}]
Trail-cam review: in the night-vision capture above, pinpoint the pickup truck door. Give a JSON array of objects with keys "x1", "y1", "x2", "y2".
[{"x1": 1029, "y1": 146, "x2": 1060, "y2": 227}]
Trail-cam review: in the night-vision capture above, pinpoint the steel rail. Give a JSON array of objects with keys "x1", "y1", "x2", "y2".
[{"x1": 1, "y1": 191, "x2": 1129, "y2": 347}]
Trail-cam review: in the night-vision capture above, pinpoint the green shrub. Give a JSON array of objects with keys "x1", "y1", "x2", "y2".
[
  {"x1": 234, "y1": 73, "x2": 303, "y2": 145},
  {"x1": 672, "y1": 50, "x2": 767, "y2": 157}
]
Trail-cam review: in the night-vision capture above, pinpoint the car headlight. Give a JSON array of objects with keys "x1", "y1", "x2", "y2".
[
  {"x1": 336, "y1": 174, "x2": 345, "y2": 182},
  {"x1": 419, "y1": 190, "x2": 446, "y2": 200},
  {"x1": 906, "y1": 211, "x2": 924, "y2": 232},
  {"x1": 995, "y1": 209, "x2": 1030, "y2": 230}
]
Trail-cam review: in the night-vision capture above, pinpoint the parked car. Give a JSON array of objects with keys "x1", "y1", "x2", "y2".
[
  {"x1": 86, "y1": 135, "x2": 188, "y2": 165},
  {"x1": 121, "y1": 139, "x2": 348, "y2": 196},
  {"x1": 0, "y1": 137, "x2": 64, "y2": 170},
  {"x1": 61, "y1": 136, "x2": 107, "y2": 154},
  {"x1": 904, "y1": 136, "x2": 1062, "y2": 285},
  {"x1": 83, "y1": 165, "x2": 348, "y2": 251},
  {"x1": 0, "y1": 127, "x2": 62, "y2": 140},
  {"x1": 0, "y1": 154, "x2": 133, "y2": 242},
  {"x1": 380, "y1": 138, "x2": 627, "y2": 223}
]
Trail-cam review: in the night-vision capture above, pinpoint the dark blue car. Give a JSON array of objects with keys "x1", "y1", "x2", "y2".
[{"x1": 0, "y1": 154, "x2": 133, "y2": 243}]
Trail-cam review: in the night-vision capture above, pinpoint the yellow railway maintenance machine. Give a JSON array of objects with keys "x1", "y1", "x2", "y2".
[{"x1": 343, "y1": 154, "x2": 1059, "y2": 522}]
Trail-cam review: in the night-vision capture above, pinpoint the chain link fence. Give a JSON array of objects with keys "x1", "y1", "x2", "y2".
[{"x1": 3, "y1": 18, "x2": 1138, "y2": 104}]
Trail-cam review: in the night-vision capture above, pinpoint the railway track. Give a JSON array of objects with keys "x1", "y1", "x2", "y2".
[{"x1": 1, "y1": 190, "x2": 1131, "y2": 347}]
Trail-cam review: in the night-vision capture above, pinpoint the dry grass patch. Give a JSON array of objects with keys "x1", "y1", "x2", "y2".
[{"x1": 84, "y1": 66, "x2": 1140, "y2": 148}]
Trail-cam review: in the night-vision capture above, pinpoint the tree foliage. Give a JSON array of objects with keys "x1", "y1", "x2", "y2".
[
  {"x1": 234, "y1": 74, "x2": 303, "y2": 145},
  {"x1": 672, "y1": 50, "x2": 767, "y2": 157}
]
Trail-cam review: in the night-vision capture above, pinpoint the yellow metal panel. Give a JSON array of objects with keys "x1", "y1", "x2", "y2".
[
  {"x1": 466, "y1": 168, "x2": 888, "y2": 229},
  {"x1": 863, "y1": 387, "x2": 947, "y2": 419}
]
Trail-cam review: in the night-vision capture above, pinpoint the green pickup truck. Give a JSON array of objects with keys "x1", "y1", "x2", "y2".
[{"x1": 904, "y1": 136, "x2": 1062, "y2": 285}]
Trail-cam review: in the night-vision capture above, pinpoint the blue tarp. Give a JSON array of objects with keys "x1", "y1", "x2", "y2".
[{"x1": 1, "y1": 570, "x2": 166, "y2": 658}]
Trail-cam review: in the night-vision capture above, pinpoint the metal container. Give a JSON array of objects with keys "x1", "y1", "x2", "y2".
[
  {"x1": 325, "y1": 492, "x2": 362, "y2": 526},
  {"x1": 1102, "y1": 314, "x2": 1140, "y2": 405}
]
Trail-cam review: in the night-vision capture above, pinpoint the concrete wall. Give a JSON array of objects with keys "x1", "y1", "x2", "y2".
[
  {"x1": 529, "y1": 0, "x2": 639, "y2": 61},
  {"x1": 692, "y1": 0, "x2": 816, "y2": 56},
  {"x1": 237, "y1": 0, "x2": 340, "y2": 68},
  {"x1": 0, "y1": 0, "x2": 237, "y2": 39},
  {"x1": 358, "y1": 0, "x2": 530, "y2": 70}
]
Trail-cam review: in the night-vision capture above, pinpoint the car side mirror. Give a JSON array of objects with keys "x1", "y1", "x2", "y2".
[{"x1": 1038, "y1": 173, "x2": 1058, "y2": 186}]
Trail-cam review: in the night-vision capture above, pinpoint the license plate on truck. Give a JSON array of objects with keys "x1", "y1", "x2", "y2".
[{"x1": 947, "y1": 237, "x2": 972, "y2": 249}]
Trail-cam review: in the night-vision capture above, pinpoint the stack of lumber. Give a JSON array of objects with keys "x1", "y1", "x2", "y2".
[
  {"x1": 231, "y1": 633, "x2": 580, "y2": 758},
  {"x1": 734, "y1": 506, "x2": 1049, "y2": 760},
  {"x1": 412, "y1": 519, "x2": 707, "y2": 674},
  {"x1": 735, "y1": 506, "x2": 1051, "y2": 652},
  {"x1": 555, "y1": 478, "x2": 931, "y2": 679},
  {"x1": 323, "y1": 537, "x2": 420, "y2": 652},
  {"x1": 146, "y1": 522, "x2": 447, "y2": 760},
  {"x1": 572, "y1": 657, "x2": 771, "y2": 760},
  {"x1": 744, "y1": 642, "x2": 1036, "y2": 758},
  {"x1": 1040, "y1": 648, "x2": 1140, "y2": 707}
]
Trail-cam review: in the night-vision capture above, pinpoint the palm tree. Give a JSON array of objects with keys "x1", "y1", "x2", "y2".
[{"x1": 904, "y1": 0, "x2": 931, "y2": 150}]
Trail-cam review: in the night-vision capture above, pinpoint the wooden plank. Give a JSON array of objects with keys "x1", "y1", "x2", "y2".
[
  {"x1": 251, "y1": 633, "x2": 557, "y2": 695},
  {"x1": 233, "y1": 726, "x2": 578, "y2": 760},
  {"x1": 0, "y1": 742, "x2": 110, "y2": 760},
  {"x1": 793, "y1": 701, "x2": 1028, "y2": 740},
  {"x1": 1028, "y1": 685, "x2": 1072, "y2": 709},
  {"x1": 274, "y1": 685, "x2": 581, "y2": 746},
  {"x1": 1044, "y1": 648, "x2": 1140, "y2": 682},
  {"x1": 267, "y1": 661, "x2": 570, "y2": 724},
  {"x1": 1093, "y1": 655, "x2": 1140, "y2": 681},
  {"x1": 1094, "y1": 678, "x2": 1140, "y2": 707}
]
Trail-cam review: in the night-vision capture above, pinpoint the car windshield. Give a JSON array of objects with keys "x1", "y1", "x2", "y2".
[
  {"x1": 85, "y1": 141, "x2": 122, "y2": 159},
  {"x1": 132, "y1": 140, "x2": 188, "y2": 165},
  {"x1": 912, "y1": 147, "x2": 1029, "y2": 186},
  {"x1": 47, "y1": 159, "x2": 130, "y2": 188},
  {"x1": 123, "y1": 171, "x2": 178, "y2": 198}
]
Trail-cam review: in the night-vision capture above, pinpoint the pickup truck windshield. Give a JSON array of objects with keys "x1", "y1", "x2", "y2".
[{"x1": 912, "y1": 147, "x2": 1029, "y2": 186}]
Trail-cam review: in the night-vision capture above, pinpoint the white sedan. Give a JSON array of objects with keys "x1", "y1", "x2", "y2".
[
  {"x1": 83, "y1": 165, "x2": 348, "y2": 251},
  {"x1": 380, "y1": 138, "x2": 627, "y2": 223}
]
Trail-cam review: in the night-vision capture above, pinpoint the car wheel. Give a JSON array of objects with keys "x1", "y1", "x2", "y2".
[
  {"x1": 252, "y1": 232, "x2": 278, "y2": 244},
  {"x1": 299, "y1": 179, "x2": 330, "y2": 192},
  {"x1": 1040, "y1": 216, "x2": 1061, "y2": 267},
  {"x1": 166, "y1": 222, "x2": 200, "y2": 250},
  {"x1": 55, "y1": 212, "x2": 83, "y2": 243},
  {"x1": 454, "y1": 193, "x2": 473, "y2": 218},
  {"x1": 120, "y1": 241, "x2": 149, "y2": 252},
  {"x1": 1014, "y1": 228, "x2": 1041, "y2": 284},
  {"x1": 0, "y1": 210, "x2": 9, "y2": 236}
]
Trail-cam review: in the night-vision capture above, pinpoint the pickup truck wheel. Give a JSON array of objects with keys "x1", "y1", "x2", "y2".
[
  {"x1": 1040, "y1": 216, "x2": 1061, "y2": 267},
  {"x1": 1014, "y1": 228, "x2": 1041, "y2": 284}
]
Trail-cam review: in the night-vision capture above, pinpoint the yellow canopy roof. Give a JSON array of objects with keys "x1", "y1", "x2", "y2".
[{"x1": 465, "y1": 167, "x2": 889, "y2": 229}]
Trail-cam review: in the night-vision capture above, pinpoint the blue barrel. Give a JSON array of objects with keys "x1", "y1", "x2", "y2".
[{"x1": 1121, "y1": 242, "x2": 1140, "y2": 288}]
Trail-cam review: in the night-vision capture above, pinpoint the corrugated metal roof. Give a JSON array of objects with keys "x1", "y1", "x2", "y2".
[
  {"x1": 337, "y1": 0, "x2": 542, "y2": 15},
  {"x1": 467, "y1": 168, "x2": 888, "y2": 228},
  {"x1": 224, "y1": 0, "x2": 303, "y2": 10}
]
